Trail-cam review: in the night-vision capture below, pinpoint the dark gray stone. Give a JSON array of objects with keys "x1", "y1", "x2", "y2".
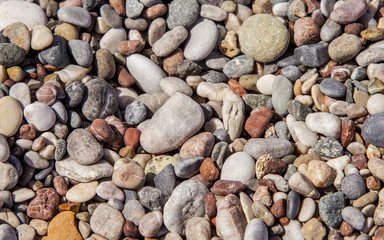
[
  {"x1": 138, "y1": 186, "x2": 162, "y2": 211},
  {"x1": 35, "y1": 161, "x2": 54, "y2": 180},
  {"x1": 64, "y1": 82, "x2": 86, "y2": 108},
  {"x1": 0, "y1": 43, "x2": 25, "y2": 67},
  {"x1": 342, "y1": 206, "x2": 366, "y2": 231},
  {"x1": 276, "y1": 50, "x2": 301, "y2": 67},
  {"x1": 175, "y1": 59, "x2": 202, "y2": 79},
  {"x1": 312, "y1": 137, "x2": 344, "y2": 158},
  {"x1": 81, "y1": 78, "x2": 118, "y2": 121},
  {"x1": 362, "y1": 112, "x2": 384, "y2": 148},
  {"x1": 351, "y1": 66, "x2": 367, "y2": 81},
  {"x1": 211, "y1": 142, "x2": 230, "y2": 170},
  {"x1": 100, "y1": 4, "x2": 122, "y2": 28},
  {"x1": 68, "y1": 40, "x2": 93, "y2": 67},
  {"x1": 200, "y1": 103, "x2": 213, "y2": 123},
  {"x1": 320, "y1": 78, "x2": 347, "y2": 98},
  {"x1": 319, "y1": 192, "x2": 345, "y2": 228},
  {"x1": 39, "y1": 35, "x2": 71, "y2": 68},
  {"x1": 124, "y1": 190, "x2": 138, "y2": 202},
  {"x1": 284, "y1": 164, "x2": 297, "y2": 180},
  {"x1": 341, "y1": 173, "x2": 366, "y2": 200},
  {"x1": 154, "y1": 164, "x2": 176, "y2": 196},
  {"x1": 0, "y1": 33, "x2": 8, "y2": 43},
  {"x1": 294, "y1": 42, "x2": 330, "y2": 67},
  {"x1": 346, "y1": 79, "x2": 354, "y2": 104},
  {"x1": 223, "y1": 55, "x2": 254, "y2": 79},
  {"x1": 54, "y1": 139, "x2": 66, "y2": 161},
  {"x1": 124, "y1": 101, "x2": 147, "y2": 125},
  {"x1": 286, "y1": 190, "x2": 300, "y2": 219},
  {"x1": 174, "y1": 157, "x2": 204, "y2": 178},
  {"x1": 213, "y1": 128, "x2": 228, "y2": 143},
  {"x1": 82, "y1": 0, "x2": 102, "y2": 11},
  {"x1": 8, "y1": 155, "x2": 22, "y2": 177},
  {"x1": 167, "y1": 0, "x2": 200, "y2": 29},
  {"x1": 286, "y1": 100, "x2": 312, "y2": 121},
  {"x1": 201, "y1": 70, "x2": 228, "y2": 84},
  {"x1": 282, "y1": 65, "x2": 302, "y2": 81}
]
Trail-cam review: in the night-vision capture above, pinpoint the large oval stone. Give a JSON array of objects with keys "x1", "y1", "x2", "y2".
[
  {"x1": 243, "y1": 138, "x2": 294, "y2": 159},
  {"x1": 362, "y1": 112, "x2": 384, "y2": 148},
  {"x1": 238, "y1": 14, "x2": 289, "y2": 63},
  {"x1": 140, "y1": 93, "x2": 204, "y2": 154},
  {"x1": 0, "y1": 96, "x2": 22, "y2": 137}
]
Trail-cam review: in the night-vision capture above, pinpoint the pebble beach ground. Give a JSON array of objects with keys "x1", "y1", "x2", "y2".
[{"x1": 1, "y1": 0, "x2": 384, "y2": 239}]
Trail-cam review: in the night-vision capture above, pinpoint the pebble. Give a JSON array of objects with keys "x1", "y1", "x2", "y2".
[
  {"x1": 0, "y1": 43, "x2": 25, "y2": 67},
  {"x1": 140, "y1": 93, "x2": 204, "y2": 154},
  {"x1": 223, "y1": 55, "x2": 254, "y2": 79},
  {"x1": 307, "y1": 160, "x2": 336, "y2": 188},
  {"x1": 57, "y1": 6, "x2": 92, "y2": 28},
  {"x1": 160, "y1": 77, "x2": 193, "y2": 97},
  {"x1": 320, "y1": 78, "x2": 347, "y2": 99},
  {"x1": 282, "y1": 220, "x2": 304, "y2": 240},
  {"x1": 244, "y1": 138, "x2": 294, "y2": 159},
  {"x1": 220, "y1": 152, "x2": 255, "y2": 184},
  {"x1": 0, "y1": 224, "x2": 17, "y2": 240},
  {"x1": 167, "y1": 0, "x2": 200, "y2": 29},
  {"x1": 328, "y1": 34, "x2": 362, "y2": 63},
  {"x1": 27, "y1": 188, "x2": 59, "y2": 221},
  {"x1": 66, "y1": 181, "x2": 97, "y2": 203},
  {"x1": 152, "y1": 26, "x2": 188, "y2": 57},
  {"x1": 272, "y1": 76, "x2": 293, "y2": 116},
  {"x1": 185, "y1": 217, "x2": 211, "y2": 240},
  {"x1": 112, "y1": 161, "x2": 145, "y2": 189},
  {"x1": 90, "y1": 203, "x2": 125, "y2": 240},
  {"x1": 0, "y1": 96, "x2": 22, "y2": 137},
  {"x1": 47, "y1": 211, "x2": 82, "y2": 240},
  {"x1": 320, "y1": 19, "x2": 342, "y2": 42},
  {"x1": 217, "y1": 194, "x2": 247, "y2": 239},
  {"x1": 294, "y1": 42, "x2": 330, "y2": 67},
  {"x1": 238, "y1": 14, "x2": 289, "y2": 63},
  {"x1": 362, "y1": 112, "x2": 384, "y2": 147},
  {"x1": 16, "y1": 224, "x2": 36, "y2": 240},
  {"x1": 298, "y1": 198, "x2": 316, "y2": 222},
  {"x1": 288, "y1": 172, "x2": 320, "y2": 199},
  {"x1": 319, "y1": 192, "x2": 345, "y2": 228},
  {"x1": 39, "y1": 35, "x2": 71, "y2": 68},
  {"x1": 341, "y1": 173, "x2": 366, "y2": 200},
  {"x1": 100, "y1": 28, "x2": 127, "y2": 54},
  {"x1": 301, "y1": 218, "x2": 326, "y2": 240},
  {"x1": 68, "y1": 40, "x2": 93, "y2": 67},
  {"x1": 342, "y1": 206, "x2": 366, "y2": 231},
  {"x1": 305, "y1": 112, "x2": 341, "y2": 139},
  {"x1": 294, "y1": 17, "x2": 320, "y2": 47},
  {"x1": 367, "y1": 94, "x2": 384, "y2": 114},
  {"x1": 330, "y1": 0, "x2": 367, "y2": 24},
  {"x1": 184, "y1": 18, "x2": 218, "y2": 61},
  {"x1": 139, "y1": 211, "x2": 163, "y2": 237}
]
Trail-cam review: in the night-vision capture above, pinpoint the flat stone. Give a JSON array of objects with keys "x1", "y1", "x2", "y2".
[
  {"x1": 320, "y1": 78, "x2": 347, "y2": 98},
  {"x1": 320, "y1": 19, "x2": 342, "y2": 42},
  {"x1": 140, "y1": 93, "x2": 204, "y2": 154},
  {"x1": 342, "y1": 206, "x2": 366, "y2": 231},
  {"x1": 238, "y1": 14, "x2": 289, "y2": 63},
  {"x1": 139, "y1": 211, "x2": 163, "y2": 237},
  {"x1": 184, "y1": 18, "x2": 218, "y2": 61},
  {"x1": 163, "y1": 180, "x2": 208, "y2": 235},
  {"x1": 66, "y1": 181, "x2": 97, "y2": 203},
  {"x1": 126, "y1": 54, "x2": 166, "y2": 93},
  {"x1": 305, "y1": 112, "x2": 341, "y2": 138},
  {"x1": 90, "y1": 203, "x2": 124, "y2": 240},
  {"x1": 244, "y1": 138, "x2": 294, "y2": 159},
  {"x1": 55, "y1": 158, "x2": 113, "y2": 182},
  {"x1": 301, "y1": 218, "x2": 326, "y2": 240},
  {"x1": 0, "y1": 1, "x2": 47, "y2": 31},
  {"x1": 330, "y1": 0, "x2": 367, "y2": 24},
  {"x1": 47, "y1": 211, "x2": 82, "y2": 240},
  {"x1": 100, "y1": 28, "x2": 127, "y2": 54},
  {"x1": 0, "y1": 96, "x2": 23, "y2": 137},
  {"x1": 166, "y1": 0, "x2": 200, "y2": 29},
  {"x1": 66, "y1": 129, "x2": 103, "y2": 165},
  {"x1": 328, "y1": 34, "x2": 362, "y2": 63},
  {"x1": 152, "y1": 26, "x2": 188, "y2": 57},
  {"x1": 223, "y1": 55, "x2": 254, "y2": 79},
  {"x1": 39, "y1": 36, "x2": 71, "y2": 68},
  {"x1": 57, "y1": 6, "x2": 92, "y2": 28}
]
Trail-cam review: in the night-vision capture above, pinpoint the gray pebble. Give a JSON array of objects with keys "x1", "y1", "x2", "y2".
[
  {"x1": 34, "y1": 161, "x2": 54, "y2": 181},
  {"x1": 342, "y1": 206, "x2": 366, "y2": 231},
  {"x1": 68, "y1": 110, "x2": 82, "y2": 128},
  {"x1": 64, "y1": 82, "x2": 86, "y2": 108},
  {"x1": 286, "y1": 100, "x2": 312, "y2": 121},
  {"x1": 138, "y1": 186, "x2": 162, "y2": 211},
  {"x1": 223, "y1": 55, "x2": 254, "y2": 79},
  {"x1": 342, "y1": 173, "x2": 366, "y2": 200},
  {"x1": 39, "y1": 36, "x2": 71, "y2": 68},
  {"x1": 68, "y1": 40, "x2": 93, "y2": 67},
  {"x1": 174, "y1": 157, "x2": 204, "y2": 178},
  {"x1": 167, "y1": 0, "x2": 200, "y2": 29},
  {"x1": 57, "y1": 6, "x2": 92, "y2": 28},
  {"x1": 211, "y1": 142, "x2": 230, "y2": 170},
  {"x1": 0, "y1": 43, "x2": 25, "y2": 67},
  {"x1": 54, "y1": 139, "x2": 66, "y2": 161},
  {"x1": 51, "y1": 101, "x2": 68, "y2": 124},
  {"x1": 205, "y1": 51, "x2": 230, "y2": 71},
  {"x1": 100, "y1": 4, "x2": 122, "y2": 28},
  {"x1": 201, "y1": 70, "x2": 228, "y2": 83},
  {"x1": 362, "y1": 112, "x2": 384, "y2": 148},
  {"x1": 154, "y1": 164, "x2": 176, "y2": 196},
  {"x1": 320, "y1": 78, "x2": 346, "y2": 98},
  {"x1": 281, "y1": 65, "x2": 302, "y2": 81},
  {"x1": 213, "y1": 128, "x2": 228, "y2": 143},
  {"x1": 200, "y1": 103, "x2": 213, "y2": 122},
  {"x1": 319, "y1": 192, "x2": 345, "y2": 228},
  {"x1": 126, "y1": 0, "x2": 144, "y2": 18},
  {"x1": 124, "y1": 101, "x2": 147, "y2": 125},
  {"x1": 272, "y1": 75, "x2": 293, "y2": 116},
  {"x1": 312, "y1": 137, "x2": 344, "y2": 158},
  {"x1": 275, "y1": 121, "x2": 290, "y2": 140},
  {"x1": 320, "y1": 19, "x2": 342, "y2": 42},
  {"x1": 294, "y1": 42, "x2": 330, "y2": 67},
  {"x1": 351, "y1": 66, "x2": 367, "y2": 81},
  {"x1": 286, "y1": 190, "x2": 300, "y2": 219}
]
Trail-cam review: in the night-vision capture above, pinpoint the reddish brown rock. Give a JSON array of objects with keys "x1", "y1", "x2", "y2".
[
  {"x1": 179, "y1": 132, "x2": 215, "y2": 159},
  {"x1": 203, "y1": 192, "x2": 217, "y2": 217},
  {"x1": 228, "y1": 79, "x2": 247, "y2": 96},
  {"x1": 265, "y1": 158, "x2": 287, "y2": 175},
  {"x1": 118, "y1": 40, "x2": 144, "y2": 56},
  {"x1": 90, "y1": 119, "x2": 116, "y2": 142},
  {"x1": 344, "y1": 23, "x2": 364, "y2": 35},
  {"x1": 105, "y1": 115, "x2": 127, "y2": 147},
  {"x1": 142, "y1": 4, "x2": 167, "y2": 20},
  {"x1": 312, "y1": 9, "x2": 325, "y2": 26},
  {"x1": 331, "y1": 66, "x2": 351, "y2": 82},
  {"x1": 252, "y1": 185, "x2": 272, "y2": 207},
  {"x1": 330, "y1": 0, "x2": 368, "y2": 25},
  {"x1": 374, "y1": 226, "x2": 384, "y2": 240},
  {"x1": 340, "y1": 221, "x2": 354, "y2": 236},
  {"x1": 294, "y1": 17, "x2": 321, "y2": 47},
  {"x1": 279, "y1": 217, "x2": 290, "y2": 226},
  {"x1": 19, "y1": 124, "x2": 36, "y2": 140},
  {"x1": 319, "y1": 60, "x2": 337, "y2": 78},
  {"x1": 341, "y1": 118, "x2": 355, "y2": 147},
  {"x1": 27, "y1": 188, "x2": 60, "y2": 220},
  {"x1": 258, "y1": 179, "x2": 278, "y2": 193},
  {"x1": 116, "y1": 65, "x2": 136, "y2": 87},
  {"x1": 304, "y1": 0, "x2": 320, "y2": 13},
  {"x1": 270, "y1": 199, "x2": 286, "y2": 218},
  {"x1": 163, "y1": 48, "x2": 184, "y2": 75},
  {"x1": 200, "y1": 157, "x2": 219, "y2": 182},
  {"x1": 124, "y1": 128, "x2": 141, "y2": 149},
  {"x1": 36, "y1": 83, "x2": 57, "y2": 106},
  {"x1": 244, "y1": 106, "x2": 273, "y2": 138},
  {"x1": 367, "y1": 176, "x2": 381, "y2": 190},
  {"x1": 37, "y1": 63, "x2": 48, "y2": 80},
  {"x1": 123, "y1": 220, "x2": 141, "y2": 238},
  {"x1": 350, "y1": 154, "x2": 367, "y2": 170},
  {"x1": 110, "y1": 0, "x2": 125, "y2": 16},
  {"x1": 53, "y1": 176, "x2": 68, "y2": 196},
  {"x1": 211, "y1": 180, "x2": 246, "y2": 196}
]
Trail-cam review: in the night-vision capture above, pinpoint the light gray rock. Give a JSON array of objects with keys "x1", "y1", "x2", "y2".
[
  {"x1": 152, "y1": 26, "x2": 188, "y2": 57},
  {"x1": 222, "y1": 88, "x2": 245, "y2": 141},
  {"x1": 9, "y1": 83, "x2": 31, "y2": 109},
  {"x1": 342, "y1": 206, "x2": 366, "y2": 231},
  {"x1": 99, "y1": 28, "x2": 127, "y2": 54},
  {"x1": 23, "y1": 102, "x2": 56, "y2": 131},
  {"x1": 57, "y1": 6, "x2": 92, "y2": 28},
  {"x1": 244, "y1": 218, "x2": 268, "y2": 240},
  {"x1": 126, "y1": 54, "x2": 166, "y2": 93},
  {"x1": 140, "y1": 93, "x2": 204, "y2": 154},
  {"x1": 244, "y1": 138, "x2": 294, "y2": 159},
  {"x1": 0, "y1": 162, "x2": 18, "y2": 190},
  {"x1": 305, "y1": 112, "x2": 341, "y2": 139},
  {"x1": 0, "y1": 224, "x2": 17, "y2": 240},
  {"x1": 272, "y1": 76, "x2": 293, "y2": 116},
  {"x1": 0, "y1": 134, "x2": 9, "y2": 163},
  {"x1": 220, "y1": 152, "x2": 255, "y2": 184}
]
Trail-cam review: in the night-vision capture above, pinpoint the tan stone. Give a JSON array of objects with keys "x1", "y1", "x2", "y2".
[{"x1": 47, "y1": 211, "x2": 82, "y2": 240}]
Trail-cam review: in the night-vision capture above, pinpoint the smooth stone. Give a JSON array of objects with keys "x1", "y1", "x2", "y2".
[
  {"x1": 139, "y1": 211, "x2": 163, "y2": 237},
  {"x1": 39, "y1": 36, "x2": 71, "y2": 68},
  {"x1": 100, "y1": 28, "x2": 127, "y2": 53},
  {"x1": 319, "y1": 192, "x2": 345, "y2": 228},
  {"x1": 256, "y1": 74, "x2": 275, "y2": 95},
  {"x1": 31, "y1": 25, "x2": 53, "y2": 51},
  {"x1": 312, "y1": 137, "x2": 344, "y2": 158},
  {"x1": 0, "y1": 96, "x2": 23, "y2": 137},
  {"x1": 66, "y1": 181, "x2": 98, "y2": 203},
  {"x1": 67, "y1": 129, "x2": 103, "y2": 165},
  {"x1": 140, "y1": 93, "x2": 204, "y2": 154},
  {"x1": 201, "y1": 70, "x2": 228, "y2": 84},
  {"x1": 341, "y1": 173, "x2": 366, "y2": 200},
  {"x1": 291, "y1": 121, "x2": 318, "y2": 147},
  {"x1": 0, "y1": 162, "x2": 18, "y2": 190},
  {"x1": 222, "y1": 88, "x2": 245, "y2": 141},
  {"x1": 0, "y1": 1, "x2": 47, "y2": 31},
  {"x1": 328, "y1": 34, "x2": 362, "y2": 63},
  {"x1": 23, "y1": 151, "x2": 49, "y2": 169},
  {"x1": 0, "y1": 224, "x2": 17, "y2": 240},
  {"x1": 286, "y1": 100, "x2": 312, "y2": 121},
  {"x1": 342, "y1": 206, "x2": 366, "y2": 231},
  {"x1": 124, "y1": 101, "x2": 147, "y2": 125},
  {"x1": 288, "y1": 172, "x2": 320, "y2": 199},
  {"x1": 367, "y1": 158, "x2": 384, "y2": 182},
  {"x1": 294, "y1": 42, "x2": 330, "y2": 67},
  {"x1": 166, "y1": 0, "x2": 200, "y2": 29},
  {"x1": 320, "y1": 78, "x2": 346, "y2": 98},
  {"x1": 305, "y1": 112, "x2": 341, "y2": 138},
  {"x1": 367, "y1": 94, "x2": 384, "y2": 114},
  {"x1": 57, "y1": 6, "x2": 91, "y2": 28},
  {"x1": 286, "y1": 190, "x2": 300, "y2": 219},
  {"x1": 282, "y1": 220, "x2": 304, "y2": 240},
  {"x1": 244, "y1": 138, "x2": 294, "y2": 159},
  {"x1": 307, "y1": 160, "x2": 335, "y2": 188},
  {"x1": 23, "y1": 102, "x2": 55, "y2": 131},
  {"x1": 126, "y1": 54, "x2": 166, "y2": 93},
  {"x1": 320, "y1": 19, "x2": 342, "y2": 42},
  {"x1": 134, "y1": 92, "x2": 168, "y2": 117},
  {"x1": 16, "y1": 224, "x2": 36, "y2": 240},
  {"x1": 282, "y1": 65, "x2": 302, "y2": 81},
  {"x1": 174, "y1": 157, "x2": 204, "y2": 179},
  {"x1": 356, "y1": 41, "x2": 384, "y2": 67},
  {"x1": 223, "y1": 55, "x2": 254, "y2": 79},
  {"x1": 0, "y1": 135, "x2": 9, "y2": 163},
  {"x1": 152, "y1": 26, "x2": 188, "y2": 57},
  {"x1": 272, "y1": 76, "x2": 293, "y2": 116},
  {"x1": 90, "y1": 203, "x2": 124, "y2": 240},
  {"x1": 362, "y1": 112, "x2": 384, "y2": 147},
  {"x1": 244, "y1": 218, "x2": 268, "y2": 240},
  {"x1": 205, "y1": 51, "x2": 230, "y2": 71},
  {"x1": 330, "y1": 0, "x2": 367, "y2": 24},
  {"x1": 64, "y1": 82, "x2": 85, "y2": 108},
  {"x1": 185, "y1": 217, "x2": 211, "y2": 240},
  {"x1": 220, "y1": 152, "x2": 255, "y2": 184},
  {"x1": 160, "y1": 77, "x2": 193, "y2": 97},
  {"x1": 68, "y1": 40, "x2": 93, "y2": 67},
  {"x1": 301, "y1": 218, "x2": 326, "y2": 240},
  {"x1": 238, "y1": 14, "x2": 289, "y2": 63},
  {"x1": 100, "y1": 4, "x2": 122, "y2": 28},
  {"x1": 200, "y1": 4, "x2": 228, "y2": 21},
  {"x1": 273, "y1": 2, "x2": 290, "y2": 17},
  {"x1": 163, "y1": 180, "x2": 208, "y2": 235},
  {"x1": 122, "y1": 200, "x2": 145, "y2": 225},
  {"x1": 217, "y1": 194, "x2": 247, "y2": 238},
  {"x1": 55, "y1": 158, "x2": 113, "y2": 182},
  {"x1": 112, "y1": 161, "x2": 145, "y2": 189},
  {"x1": 298, "y1": 198, "x2": 316, "y2": 222},
  {"x1": 184, "y1": 18, "x2": 218, "y2": 61},
  {"x1": 2, "y1": 22, "x2": 30, "y2": 53}
]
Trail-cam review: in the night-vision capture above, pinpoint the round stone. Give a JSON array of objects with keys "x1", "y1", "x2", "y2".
[
  {"x1": 0, "y1": 96, "x2": 22, "y2": 137},
  {"x1": 341, "y1": 206, "x2": 366, "y2": 231},
  {"x1": 0, "y1": 224, "x2": 17, "y2": 240},
  {"x1": 64, "y1": 82, "x2": 86, "y2": 108},
  {"x1": 166, "y1": 0, "x2": 200, "y2": 29},
  {"x1": 185, "y1": 217, "x2": 211, "y2": 240},
  {"x1": 319, "y1": 78, "x2": 347, "y2": 98},
  {"x1": 367, "y1": 94, "x2": 384, "y2": 115},
  {"x1": 112, "y1": 162, "x2": 145, "y2": 189},
  {"x1": 341, "y1": 173, "x2": 366, "y2": 200},
  {"x1": 328, "y1": 34, "x2": 362, "y2": 63},
  {"x1": 220, "y1": 152, "x2": 255, "y2": 184},
  {"x1": 90, "y1": 203, "x2": 124, "y2": 240},
  {"x1": 362, "y1": 112, "x2": 384, "y2": 148},
  {"x1": 0, "y1": 43, "x2": 25, "y2": 68},
  {"x1": 31, "y1": 25, "x2": 53, "y2": 51},
  {"x1": 66, "y1": 129, "x2": 104, "y2": 166},
  {"x1": 238, "y1": 14, "x2": 289, "y2": 63},
  {"x1": 23, "y1": 102, "x2": 56, "y2": 132},
  {"x1": 68, "y1": 40, "x2": 93, "y2": 67},
  {"x1": 223, "y1": 55, "x2": 254, "y2": 79},
  {"x1": 139, "y1": 211, "x2": 163, "y2": 237}
]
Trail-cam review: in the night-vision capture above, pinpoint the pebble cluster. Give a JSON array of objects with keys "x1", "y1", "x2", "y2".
[{"x1": 1, "y1": 0, "x2": 384, "y2": 239}]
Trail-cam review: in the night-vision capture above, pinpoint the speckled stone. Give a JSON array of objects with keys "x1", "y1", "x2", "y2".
[
  {"x1": 166, "y1": 0, "x2": 200, "y2": 29},
  {"x1": 319, "y1": 192, "x2": 345, "y2": 228},
  {"x1": 312, "y1": 137, "x2": 344, "y2": 158},
  {"x1": 362, "y1": 112, "x2": 384, "y2": 147}
]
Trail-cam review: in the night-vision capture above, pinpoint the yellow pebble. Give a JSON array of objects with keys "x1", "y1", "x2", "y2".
[
  {"x1": 6, "y1": 66, "x2": 25, "y2": 82},
  {"x1": 361, "y1": 27, "x2": 384, "y2": 41}
]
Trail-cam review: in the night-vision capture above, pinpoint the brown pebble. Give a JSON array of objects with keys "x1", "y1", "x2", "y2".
[
  {"x1": 27, "y1": 188, "x2": 60, "y2": 220},
  {"x1": 142, "y1": 4, "x2": 167, "y2": 20},
  {"x1": 270, "y1": 198, "x2": 286, "y2": 218},
  {"x1": 350, "y1": 154, "x2": 367, "y2": 170},
  {"x1": 203, "y1": 192, "x2": 217, "y2": 217},
  {"x1": 341, "y1": 118, "x2": 355, "y2": 147},
  {"x1": 123, "y1": 128, "x2": 141, "y2": 149},
  {"x1": 294, "y1": 17, "x2": 321, "y2": 47},
  {"x1": 19, "y1": 124, "x2": 37, "y2": 140},
  {"x1": 163, "y1": 48, "x2": 184, "y2": 75},
  {"x1": 367, "y1": 176, "x2": 381, "y2": 190},
  {"x1": 244, "y1": 106, "x2": 273, "y2": 138},
  {"x1": 319, "y1": 60, "x2": 337, "y2": 78},
  {"x1": 200, "y1": 157, "x2": 219, "y2": 182},
  {"x1": 211, "y1": 180, "x2": 246, "y2": 196},
  {"x1": 228, "y1": 79, "x2": 247, "y2": 96},
  {"x1": 344, "y1": 23, "x2": 364, "y2": 35},
  {"x1": 118, "y1": 40, "x2": 144, "y2": 56},
  {"x1": 304, "y1": 0, "x2": 320, "y2": 13},
  {"x1": 105, "y1": 116, "x2": 127, "y2": 147},
  {"x1": 123, "y1": 220, "x2": 141, "y2": 238},
  {"x1": 265, "y1": 158, "x2": 287, "y2": 175},
  {"x1": 279, "y1": 217, "x2": 290, "y2": 226},
  {"x1": 90, "y1": 119, "x2": 116, "y2": 142},
  {"x1": 258, "y1": 179, "x2": 278, "y2": 193},
  {"x1": 252, "y1": 185, "x2": 272, "y2": 207},
  {"x1": 36, "y1": 83, "x2": 57, "y2": 106},
  {"x1": 116, "y1": 65, "x2": 136, "y2": 87},
  {"x1": 374, "y1": 226, "x2": 384, "y2": 240},
  {"x1": 53, "y1": 176, "x2": 68, "y2": 196},
  {"x1": 110, "y1": 0, "x2": 125, "y2": 16},
  {"x1": 179, "y1": 132, "x2": 215, "y2": 159},
  {"x1": 340, "y1": 221, "x2": 354, "y2": 236}
]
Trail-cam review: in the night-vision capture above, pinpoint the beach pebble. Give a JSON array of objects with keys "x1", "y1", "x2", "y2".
[{"x1": 90, "y1": 203, "x2": 124, "y2": 240}]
